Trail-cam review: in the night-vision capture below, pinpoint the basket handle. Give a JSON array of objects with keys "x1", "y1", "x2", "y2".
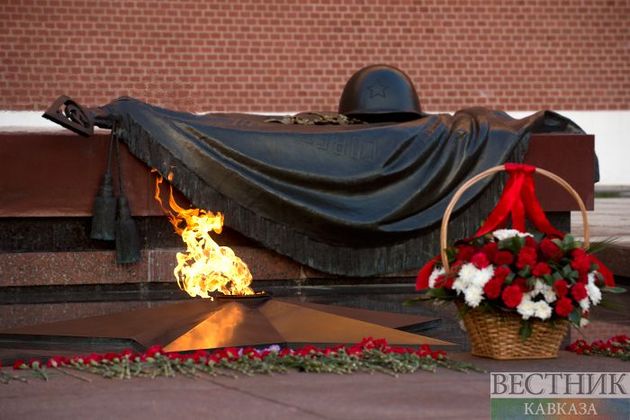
[{"x1": 440, "y1": 165, "x2": 590, "y2": 272}]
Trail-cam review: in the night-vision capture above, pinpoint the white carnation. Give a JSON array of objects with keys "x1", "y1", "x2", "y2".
[
  {"x1": 579, "y1": 297, "x2": 590, "y2": 312},
  {"x1": 458, "y1": 263, "x2": 478, "y2": 286},
  {"x1": 542, "y1": 285, "x2": 557, "y2": 304},
  {"x1": 493, "y1": 229, "x2": 533, "y2": 241},
  {"x1": 471, "y1": 265, "x2": 495, "y2": 288},
  {"x1": 517, "y1": 296, "x2": 536, "y2": 320},
  {"x1": 452, "y1": 278, "x2": 465, "y2": 294},
  {"x1": 532, "y1": 280, "x2": 545, "y2": 295},
  {"x1": 586, "y1": 273, "x2": 602, "y2": 306},
  {"x1": 428, "y1": 267, "x2": 446, "y2": 288},
  {"x1": 464, "y1": 286, "x2": 484, "y2": 307},
  {"x1": 529, "y1": 280, "x2": 557, "y2": 304},
  {"x1": 580, "y1": 318, "x2": 590, "y2": 328},
  {"x1": 533, "y1": 300, "x2": 552, "y2": 320}
]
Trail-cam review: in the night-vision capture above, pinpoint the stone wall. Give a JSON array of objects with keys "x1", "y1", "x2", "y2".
[{"x1": 1, "y1": 0, "x2": 628, "y2": 112}]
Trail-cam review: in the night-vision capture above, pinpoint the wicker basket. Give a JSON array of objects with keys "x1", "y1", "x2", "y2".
[
  {"x1": 457, "y1": 302, "x2": 569, "y2": 359},
  {"x1": 441, "y1": 164, "x2": 590, "y2": 360}
]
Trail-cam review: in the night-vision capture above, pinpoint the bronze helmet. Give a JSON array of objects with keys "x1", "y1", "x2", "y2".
[{"x1": 338, "y1": 64, "x2": 422, "y2": 122}]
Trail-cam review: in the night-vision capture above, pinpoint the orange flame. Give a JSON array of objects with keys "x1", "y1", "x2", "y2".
[{"x1": 153, "y1": 171, "x2": 254, "y2": 299}]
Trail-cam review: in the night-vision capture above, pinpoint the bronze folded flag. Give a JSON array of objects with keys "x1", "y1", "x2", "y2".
[{"x1": 48, "y1": 95, "x2": 591, "y2": 276}]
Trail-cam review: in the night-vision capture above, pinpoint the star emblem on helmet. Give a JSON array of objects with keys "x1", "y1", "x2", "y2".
[{"x1": 367, "y1": 81, "x2": 388, "y2": 98}]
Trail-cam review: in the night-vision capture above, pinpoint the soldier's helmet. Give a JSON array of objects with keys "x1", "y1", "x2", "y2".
[{"x1": 338, "y1": 64, "x2": 423, "y2": 122}]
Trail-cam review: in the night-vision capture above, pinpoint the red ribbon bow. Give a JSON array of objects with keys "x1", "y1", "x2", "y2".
[{"x1": 474, "y1": 163, "x2": 564, "y2": 238}]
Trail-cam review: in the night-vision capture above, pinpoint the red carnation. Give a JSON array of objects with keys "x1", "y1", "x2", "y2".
[
  {"x1": 555, "y1": 297, "x2": 574, "y2": 317},
  {"x1": 532, "y1": 262, "x2": 551, "y2": 277},
  {"x1": 484, "y1": 277, "x2": 504, "y2": 300},
  {"x1": 513, "y1": 277, "x2": 530, "y2": 293},
  {"x1": 493, "y1": 250, "x2": 514, "y2": 266},
  {"x1": 572, "y1": 248, "x2": 587, "y2": 259},
  {"x1": 494, "y1": 265, "x2": 511, "y2": 280},
  {"x1": 571, "y1": 253, "x2": 592, "y2": 274},
  {"x1": 482, "y1": 242, "x2": 498, "y2": 261},
  {"x1": 501, "y1": 284, "x2": 523, "y2": 308},
  {"x1": 553, "y1": 279, "x2": 569, "y2": 297},
  {"x1": 433, "y1": 274, "x2": 447, "y2": 288},
  {"x1": 524, "y1": 236, "x2": 538, "y2": 248},
  {"x1": 571, "y1": 283, "x2": 588, "y2": 301},
  {"x1": 456, "y1": 245, "x2": 476, "y2": 262},
  {"x1": 471, "y1": 252, "x2": 490, "y2": 269},
  {"x1": 516, "y1": 247, "x2": 537, "y2": 269},
  {"x1": 540, "y1": 238, "x2": 563, "y2": 261}
]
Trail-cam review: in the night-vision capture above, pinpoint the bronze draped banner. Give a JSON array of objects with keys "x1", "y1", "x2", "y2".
[{"x1": 99, "y1": 97, "x2": 585, "y2": 276}]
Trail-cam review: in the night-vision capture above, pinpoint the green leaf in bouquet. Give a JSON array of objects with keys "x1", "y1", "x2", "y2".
[
  {"x1": 585, "y1": 237, "x2": 619, "y2": 255},
  {"x1": 602, "y1": 286, "x2": 626, "y2": 294},
  {"x1": 506, "y1": 272, "x2": 516, "y2": 283},
  {"x1": 561, "y1": 264, "x2": 572, "y2": 276},
  {"x1": 403, "y1": 297, "x2": 428, "y2": 306},
  {"x1": 543, "y1": 274, "x2": 554, "y2": 284},
  {"x1": 552, "y1": 271, "x2": 563, "y2": 281},
  {"x1": 427, "y1": 288, "x2": 456, "y2": 300},
  {"x1": 498, "y1": 236, "x2": 525, "y2": 253},
  {"x1": 518, "y1": 266, "x2": 531, "y2": 278},
  {"x1": 568, "y1": 307, "x2": 582, "y2": 326},
  {"x1": 445, "y1": 247, "x2": 457, "y2": 263},
  {"x1": 561, "y1": 264, "x2": 578, "y2": 281},
  {"x1": 471, "y1": 236, "x2": 486, "y2": 248},
  {"x1": 519, "y1": 320, "x2": 533, "y2": 341},
  {"x1": 562, "y1": 234, "x2": 579, "y2": 250}
]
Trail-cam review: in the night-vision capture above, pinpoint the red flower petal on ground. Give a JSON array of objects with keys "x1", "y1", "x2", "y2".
[
  {"x1": 501, "y1": 284, "x2": 523, "y2": 308},
  {"x1": 46, "y1": 356, "x2": 68, "y2": 367},
  {"x1": 553, "y1": 279, "x2": 569, "y2": 297},
  {"x1": 516, "y1": 247, "x2": 537, "y2": 269},
  {"x1": 493, "y1": 250, "x2": 514, "y2": 266},
  {"x1": 532, "y1": 262, "x2": 551, "y2": 277},
  {"x1": 540, "y1": 238, "x2": 563, "y2": 261},
  {"x1": 555, "y1": 297, "x2": 574, "y2": 317},
  {"x1": 471, "y1": 252, "x2": 490, "y2": 269},
  {"x1": 144, "y1": 345, "x2": 163, "y2": 358},
  {"x1": 571, "y1": 283, "x2": 588, "y2": 301}
]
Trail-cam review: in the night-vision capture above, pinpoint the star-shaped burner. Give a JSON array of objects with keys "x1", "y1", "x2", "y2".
[{"x1": 0, "y1": 295, "x2": 449, "y2": 356}]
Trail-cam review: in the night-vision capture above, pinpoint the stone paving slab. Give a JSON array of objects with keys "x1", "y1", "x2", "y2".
[
  {"x1": 0, "y1": 352, "x2": 627, "y2": 420},
  {"x1": 572, "y1": 198, "x2": 630, "y2": 244}
]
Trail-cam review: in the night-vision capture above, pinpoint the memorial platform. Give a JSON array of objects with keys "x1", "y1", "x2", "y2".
[
  {"x1": 0, "y1": 351, "x2": 627, "y2": 420},
  {"x1": 0, "y1": 131, "x2": 627, "y2": 346}
]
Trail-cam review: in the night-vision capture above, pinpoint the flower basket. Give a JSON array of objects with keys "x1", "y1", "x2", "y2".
[
  {"x1": 415, "y1": 163, "x2": 617, "y2": 360},
  {"x1": 457, "y1": 302, "x2": 568, "y2": 359}
]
